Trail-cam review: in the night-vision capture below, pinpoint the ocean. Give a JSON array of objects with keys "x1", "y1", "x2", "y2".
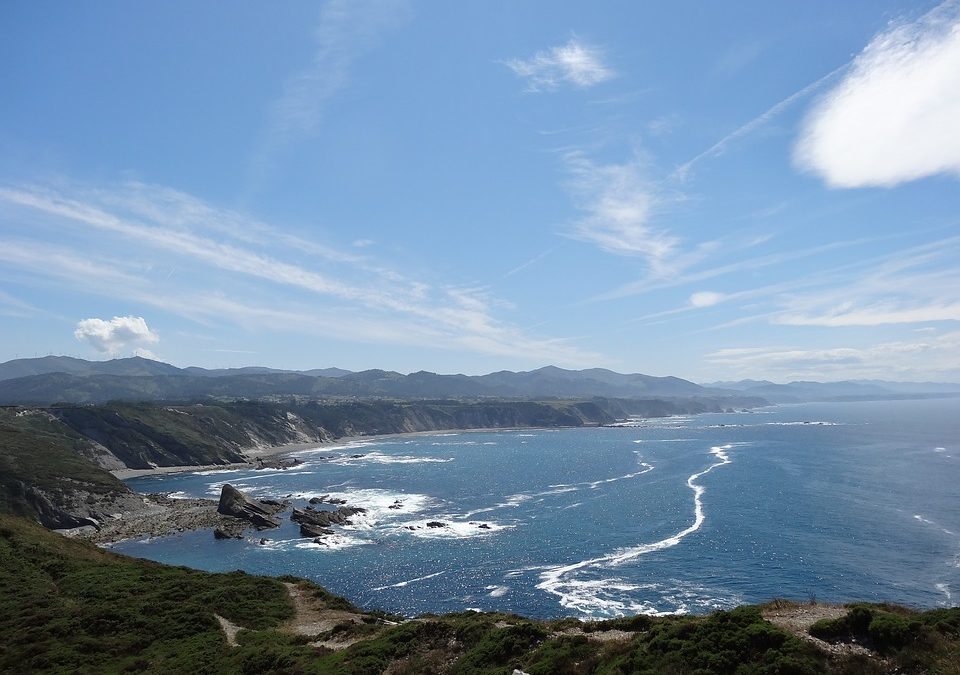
[{"x1": 114, "y1": 398, "x2": 960, "y2": 619}]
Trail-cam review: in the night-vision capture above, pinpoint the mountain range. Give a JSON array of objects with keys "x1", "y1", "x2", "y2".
[{"x1": 0, "y1": 356, "x2": 957, "y2": 405}]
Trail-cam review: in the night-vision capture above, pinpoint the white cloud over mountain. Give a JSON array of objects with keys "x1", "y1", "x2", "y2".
[{"x1": 74, "y1": 316, "x2": 159, "y2": 355}]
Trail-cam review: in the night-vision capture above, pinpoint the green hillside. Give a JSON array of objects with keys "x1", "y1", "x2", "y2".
[{"x1": 2, "y1": 514, "x2": 959, "y2": 674}]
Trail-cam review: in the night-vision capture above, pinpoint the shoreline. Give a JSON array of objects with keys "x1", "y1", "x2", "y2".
[{"x1": 111, "y1": 425, "x2": 583, "y2": 481}]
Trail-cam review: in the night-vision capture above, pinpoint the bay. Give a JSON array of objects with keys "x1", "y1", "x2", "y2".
[{"x1": 113, "y1": 398, "x2": 960, "y2": 618}]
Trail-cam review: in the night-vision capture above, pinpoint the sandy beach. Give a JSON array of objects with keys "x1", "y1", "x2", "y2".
[{"x1": 109, "y1": 427, "x2": 544, "y2": 480}]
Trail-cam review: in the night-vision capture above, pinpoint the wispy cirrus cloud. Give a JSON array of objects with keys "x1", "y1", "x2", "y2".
[
  {"x1": 249, "y1": 0, "x2": 407, "y2": 181},
  {"x1": 795, "y1": 1, "x2": 960, "y2": 188},
  {"x1": 504, "y1": 39, "x2": 614, "y2": 92},
  {"x1": 675, "y1": 64, "x2": 845, "y2": 180},
  {"x1": 0, "y1": 180, "x2": 603, "y2": 367},
  {"x1": 562, "y1": 152, "x2": 680, "y2": 274}
]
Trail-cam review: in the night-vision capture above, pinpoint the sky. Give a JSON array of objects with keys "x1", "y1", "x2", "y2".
[{"x1": 1, "y1": 0, "x2": 959, "y2": 382}]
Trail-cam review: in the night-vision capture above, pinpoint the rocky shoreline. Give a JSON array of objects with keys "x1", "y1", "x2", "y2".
[{"x1": 65, "y1": 493, "x2": 235, "y2": 545}]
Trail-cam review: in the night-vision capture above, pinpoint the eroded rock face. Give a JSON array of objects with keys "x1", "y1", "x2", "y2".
[{"x1": 216, "y1": 484, "x2": 283, "y2": 529}]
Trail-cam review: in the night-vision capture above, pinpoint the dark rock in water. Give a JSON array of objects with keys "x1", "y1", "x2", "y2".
[
  {"x1": 213, "y1": 526, "x2": 243, "y2": 540},
  {"x1": 300, "y1": 523, "x2": 335, "y2": 538},
  {"x1": 292, "y1": 505, "x2": 365, "y2": 532},
  {"x1": 292, "y1": 507, "x2": 345, "y2": 527},
  {"x1": 255, "y1": 456, "x2": 302, "y2": 470},
  {"x1": 217, "y1": 484, "x2": 281, "y2": 529},
  {"x1": 426, "y1": 521, "x2": 446, "y2": 529},
  {"x1": 477, "y1": 523, "x2": 491, "y2": 530},
  {"x1": 259, "y1": 538, "x2": 268, "y2": 545},
  {"x1": 388, "y1": 501, "x2": 403, "y2": 510},
  {"x1": 249, "y1": 512, "x2": 281, "y2": 530},
  {"x1": 327, "y1": 497, "x2": 347, "y2": 505},
  {"x1": 308, "y1": 495, "x2": 329, "y2": 505}
]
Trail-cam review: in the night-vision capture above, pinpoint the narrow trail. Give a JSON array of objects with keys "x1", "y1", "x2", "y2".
[
  {"x1": 282, "y1": 581, "x2": 385, "y2": 651},
  {"x1": 214, "y1": 614, "x2": 241, "y2": 647},
  {"x1": 761, "y1": 602, "x2": 877, "y2": 659}
]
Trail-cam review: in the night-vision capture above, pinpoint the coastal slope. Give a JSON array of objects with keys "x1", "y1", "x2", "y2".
[{"x1": 3, "y1": 512, "x2": 958, "y2": 674}]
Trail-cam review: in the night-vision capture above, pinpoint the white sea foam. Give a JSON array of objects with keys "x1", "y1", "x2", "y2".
[
  {"x1": 294, "y1": 533, "x2": 371, "y2": 551},
  {"x1": 239, "y1": 470, "x2": 313, "y2": 481},
  {"x1": 293, "y1": 488, "x2": 436, "y2": 529},
  {"x1": 703, "y1": 421, "x2": 839, "y2": 429},
  {"x1": 536, "y1": 445, "x2": 735, "y2": 616},
  {"x1": 914, "y1": 514, "x2": 957, "y2": 537},
  {"x1": 486, "y1": 585, "x2": 509, "y2": 597},
  {"x1": 371, "y1": 571, "x2": 446, "y2": 591},
  {"x1": 325, "y1": 451, "x2": 453, "y2": 466},
  {"x1": 632, "y1": 438, "x2": 694, "y2": 443},
  {"x1": 460, "y1": 455, "x2": 654, "y2": 519},
  {"x1": 292, "y1": 440, "x2": 379, "y2": 457},
  {"x1": 934, "y1": 447, "x2": 947, "y2": 452},
  {"x1": 166, "y1": 491, "x2": 191, "y2": 500},
  {"x1": 936, "y1": 583, "x2": 952, "y2": 601},
  {"x1": 398, "y1": 519, "x2": 512, "y2": 539}
]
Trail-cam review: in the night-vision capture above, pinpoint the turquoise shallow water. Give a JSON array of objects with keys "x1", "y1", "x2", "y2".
[{"x1": 114, "y1": 398, "x2": 960, "y2": 619}]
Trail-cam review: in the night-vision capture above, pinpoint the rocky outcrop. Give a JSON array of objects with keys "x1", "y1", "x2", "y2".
[
  {"x1": 300, "y1": 523, "x2": 335, "y2": 538},
  {"x1": 216, "y1": 484, "x2": 286, "y2": 530},
  {"x1": 291, "y1": 505, "x2": 367, "y2": 537}
]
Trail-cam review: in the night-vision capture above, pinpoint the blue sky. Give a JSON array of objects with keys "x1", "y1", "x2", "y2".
[{"x1": 1, "y1": 0, "x2": 959, "y2": 382}]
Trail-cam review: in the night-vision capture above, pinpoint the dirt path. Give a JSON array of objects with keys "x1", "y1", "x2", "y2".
[
  {"x1": 281, "y1": 582, "x2": 382, "y2": 650},
  {"x1": 215, "y1": 614, "x2": 242, "y2": 647},
  {"x1": 762, "y1": 602, "x2": 876, "y2": 658}
]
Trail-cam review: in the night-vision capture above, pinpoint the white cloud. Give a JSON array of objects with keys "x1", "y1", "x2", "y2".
[
  {"x1": 74, "y1": 316, "x2": 159, "y2": 355},
  {"x1": 795, "y1": 2, "x2": 960, "y2": 188},
  {"x1": 704, "y1": 331, "x2": 960, "y2": 381},
  {"x1": 689, "y1": 291, "x2": 726, "y2": 308},
  {"x1": 776, "y1": 301, "x2": 960, "y2": 327},
  {"x1": 563, "y1": 153, "x2": 678, "y2": 273},
  {"x1": 505, "y1": 39, "x2": 614, "y2": 92}
]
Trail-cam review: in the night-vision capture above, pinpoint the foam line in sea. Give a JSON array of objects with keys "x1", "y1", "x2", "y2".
[
  {"x1": 536, "y1": 444, "x2": 735, "y2": 616},
  {"x1": 371, "y1": 571, "x2": 446, "y2": 591}
]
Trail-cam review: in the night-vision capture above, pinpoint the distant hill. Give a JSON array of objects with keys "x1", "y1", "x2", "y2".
[
  {"x1": 0, "y1": 357, "x2": 713, "y2": 404},
  {"x1": 704, "y1": 378, "x2": 960, "y2": 402},
  {"x1": 0, "y1": 356, "x2": 351, "y2": 382}
]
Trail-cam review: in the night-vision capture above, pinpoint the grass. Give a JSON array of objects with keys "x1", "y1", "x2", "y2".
[
  {"x1": 1, "y1": 512, "x2": 959, "y2": 674},
  {"x1": 0, "y1": 407, "x2": 127, "y2": 524},
  {"x1": 0, "y1": 514, "x2": 295, "y2": 674},
  {"x1": 809, "y1": 603, "x2": 960, "y2": 673}
]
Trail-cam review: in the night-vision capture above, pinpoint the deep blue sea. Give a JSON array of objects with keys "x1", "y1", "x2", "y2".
[{"x1": 114, "y1": 398, "x2": 960, "y2": 619}]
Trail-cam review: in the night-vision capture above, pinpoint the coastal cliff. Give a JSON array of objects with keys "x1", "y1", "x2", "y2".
[{"x1": 0, "y1": 396, "x2": 761, "y2": 530}]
